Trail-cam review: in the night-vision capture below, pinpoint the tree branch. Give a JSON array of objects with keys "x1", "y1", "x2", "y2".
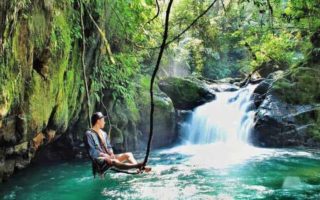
[
  {"x1": 220, "y1": 0, "x2": 226, "y2": 13},
  {"x1": 79, "y1": 0, "x2": 92, "y2": 128},
  {"x1": 143, "y1": 0, "x2": 174, "y2": 166},
  {"x1": 266, "y1": 0, "x2": 274, "y2": 30},
  {"x1": 83, "y1": 4, "x2": 115, "y2": 64},
  {"x1": 164, "y1": 0, "x2": 218, "y2": 47},
  {"x1": 146, "y1": 0, "x2": 160, "y2": 24}
]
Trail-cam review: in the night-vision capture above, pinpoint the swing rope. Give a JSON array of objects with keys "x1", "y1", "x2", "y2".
[
  {"x1": 142, "y1": 0, "x2": 174, "y2": 166},
  {"x1": 79, "y1": 0, "x2": 174, "y2": 171}
]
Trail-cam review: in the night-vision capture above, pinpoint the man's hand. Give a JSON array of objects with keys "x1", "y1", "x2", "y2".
[
  {"x1": 105, "y1": 157, "x2": 112, "y2": 165},
  {"x1": 110, "y1": 153, "x2": 115, "y2": 159},
  {"x1": 99, "y1": 152, "x2": 110, "y2": 157},
  {"x1": 105, "y1": 157, "x2": 117, "y2": 166}
]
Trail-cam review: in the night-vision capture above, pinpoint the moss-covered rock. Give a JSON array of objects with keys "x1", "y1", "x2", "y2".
[
  {"x1": 137, "y1": 94, "x2": 176, "y2": 149},
  {"x1": 158, "y1": 77, "x2": 216, "y2": 110},
  {"x1": 0, "y1": 0, "x2": 90, "y2": 182},
  {"x1": 252, "y1": 94, "x2": 320, "y2": 147}
]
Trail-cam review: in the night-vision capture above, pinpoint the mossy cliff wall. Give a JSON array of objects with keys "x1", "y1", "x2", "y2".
[{"x1": 0, "y1": 0, "x2": 93, "y2": 182}]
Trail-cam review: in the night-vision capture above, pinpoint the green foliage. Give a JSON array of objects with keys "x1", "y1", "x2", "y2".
[
  {"x1": 282, "y1": 0, "x2": 320, "y2": 30},
  {"x1": 245, "y1": 31, "x2": 300, "y2": 69},
  {"x1": 103, "y1": 0, "x2": 159, "y2": 52},
  {"x1": 273, "y1": 68, "x2": 320, "y2": 104},
  {"x1": 90, "y1": 53, "x2": 141, "y2": 120},
  {"x1": 92, "y1": 53, "x2": 139, "y2": 101},
  {"x1": 174, "y1": 0, "x2": 319, "y2": 78}
]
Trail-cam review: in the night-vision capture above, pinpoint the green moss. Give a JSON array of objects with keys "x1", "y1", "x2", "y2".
[
  {"x1": 125, "y1": 97, "x2": 140, "y2": 123},
  {"x1": 46, "y1": 10, "x2": 83, "y2": 131},
  {"x1": 165, "y1": 77, "x2": 206, "y2": 103},
  {"x1": 50, "y1": 13, "x2": 72, "y2": 58},
  {"x1": 1, "y1": 19, "x2": 26, "y2": 117},
  {"x1": 26, "y1": 7, "x2": 79, "y2": 132},
  {"x1": 28, "y1": 74, "x2": 56, "y2": 131},
  {"x1": 273, "y1": 68, "x2": 320, "y2": 104},
  {"x1": 154, "y1": 96, "x2": 172, "y2": 110},
  {"x1": 28, "y1": 10, "x2": 47, "y2": 51}
]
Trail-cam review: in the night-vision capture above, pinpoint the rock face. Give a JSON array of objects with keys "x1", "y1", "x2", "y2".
[
  {"x1": 251, "y1": 94, "x2": 320, "y2": 147},
  {"x1": 251, "y1": 30, "x2": 320, "y2": 148},
  {"x1": 0, "y1": 1, "x2": 88, "y2": 182},
  {"x1": 251, "y1": 70, "x2": 320, "y2": 147},
  {"x1": 137, "y1": 95, "x2": 176, "y2": 149},
  {"x1": 158, "y1": 77, "x2": 216, "y2": 110}
]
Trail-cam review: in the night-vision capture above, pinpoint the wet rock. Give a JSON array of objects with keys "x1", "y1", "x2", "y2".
[
  {"x1": 251, "y1": 94, "x2": 320, "y2": 147},
  {"x1": 0, "y1": 118, "x2": 17, "y2": 146},
  {"x1": 251, "y1": 79, "x2": 272, "y2": 107},
  {"x1": 158, "y1": 77, "x2": 216, "y2": 110},
  {"x1": 138, "y1": 95, "x2": 177, "y2": 149},
  {"x1": 111, "y1": 127, "x2": 124, "y2": 145},
  {"x1": 15, "y1": 113, "x2": 28, "y2": 142},
  {"x1": 257, "y1": 60, "x2": 287, "y2": 77},
  {"x1": 32, "y1": 133, "x2": 45, "y2": 151},
  {"x1": 209, "y1": 83, "x2": 239, "y2": 92},
  {"x1": 13, "y1": 142, "x2": 29, "y2": 156},
  {"x1": 1, "y1": 159, "x2": 15, "y2": 182},
  {"x1": 15, "y1": 157, "x2": 31, "y2": 170}
]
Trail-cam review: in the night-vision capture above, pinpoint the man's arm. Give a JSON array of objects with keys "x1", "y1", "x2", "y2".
[
  {"x1": 86, "y1": 132, "x2": 106, "y2": 159},
  {"x1": 103, "y1": 131, "x2": 115, "y2": 158},
  {"x1": 86, "y1": 131, "x2": 115, "y2": 165}
]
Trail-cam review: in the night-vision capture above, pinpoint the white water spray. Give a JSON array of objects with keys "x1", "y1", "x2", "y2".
[
  {"x1": 172, "y1": 84, "x2": 280, "y2": 169},
  {"x1": 181, "y1": 84, "x2": 258, "y2": 145}
]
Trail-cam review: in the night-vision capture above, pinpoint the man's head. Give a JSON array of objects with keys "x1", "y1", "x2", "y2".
[{"x1": 91, "y1": 112, "x2": 106, "y2": 128}]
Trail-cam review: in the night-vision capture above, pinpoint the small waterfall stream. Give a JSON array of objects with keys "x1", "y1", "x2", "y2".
[{"x1": 181, "y1": 84, "x2": 257, "y2": 145}]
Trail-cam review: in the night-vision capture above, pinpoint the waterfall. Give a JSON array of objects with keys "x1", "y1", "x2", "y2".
[{"x1": 181, "y1": 84, "x2": 257, "y2": 145}]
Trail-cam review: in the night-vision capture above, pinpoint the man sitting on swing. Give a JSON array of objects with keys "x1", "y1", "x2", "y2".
[{"x1": 85, "y1": 112, "x2": 151, "y2": 173}]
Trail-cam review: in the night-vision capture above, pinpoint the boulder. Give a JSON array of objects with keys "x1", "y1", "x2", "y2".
[
  {"x1": 209, "y1": 83, "x2": 239, "y2": 92},
  {"x1": 251, "y1": 71, "x2": 285, "y2": 107},
  {"x1": 158, "y1": 77, "x2": 216, "y2": 110},
  {"x1": 251, "y1": 79, "x2": 272, "y2": 107},
  {"x1": 251, "y1": 94, "x2": 320, "y2": 147},
  {"x1": 257, "y1": 60, "x2": 287, "y2": 77},
  {"x1": 138, "y1": 95, "x2": 177, "y2": 149}
]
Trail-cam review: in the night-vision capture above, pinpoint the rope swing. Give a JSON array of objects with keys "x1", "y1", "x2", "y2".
[
  {"x1": 79, "y1": 0, "x2": 174, "y2": 174},
  {"x1": 142, "y1": 0, "x2": 174, "y2": 167}
]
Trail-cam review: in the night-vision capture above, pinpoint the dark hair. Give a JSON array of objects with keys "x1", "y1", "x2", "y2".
[{"x1": 91, "y1": 112, "x2": 106, "y2": 126}]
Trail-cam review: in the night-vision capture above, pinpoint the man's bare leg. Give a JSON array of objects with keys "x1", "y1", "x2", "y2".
[
  {"x1": 115, "y1": 152, "x2": 138, "y2": 164},
  {"x1": 113, "y1": 153, "x2": 151, "y2": 172},
  {"x1": 110, "y1": 159, "x2": 142, "y2": 170}
]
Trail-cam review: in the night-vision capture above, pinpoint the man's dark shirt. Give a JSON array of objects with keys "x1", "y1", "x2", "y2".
[{"x1": 85, "y1": 129, "x2": 113, "y2": 161}]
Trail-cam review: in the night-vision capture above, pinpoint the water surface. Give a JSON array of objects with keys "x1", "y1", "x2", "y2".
[{"x1": 1, "y1": 145, "x2": 320, "y2": 200}]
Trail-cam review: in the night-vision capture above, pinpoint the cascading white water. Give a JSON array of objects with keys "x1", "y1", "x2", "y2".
[{"x1": 181, "y1": 84, "x2": 258, "y2": 145}]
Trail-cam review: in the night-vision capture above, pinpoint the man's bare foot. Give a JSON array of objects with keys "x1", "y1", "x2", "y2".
[
  {"x1": 137, "y1": 163, "x2": 152, "y2": 173},
  {"x1": 142, "y1": 166, "x2": 152, "y2": 173},
  {"x1": 139, "y1": 165, "x2": 151, "y2": 173}
]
